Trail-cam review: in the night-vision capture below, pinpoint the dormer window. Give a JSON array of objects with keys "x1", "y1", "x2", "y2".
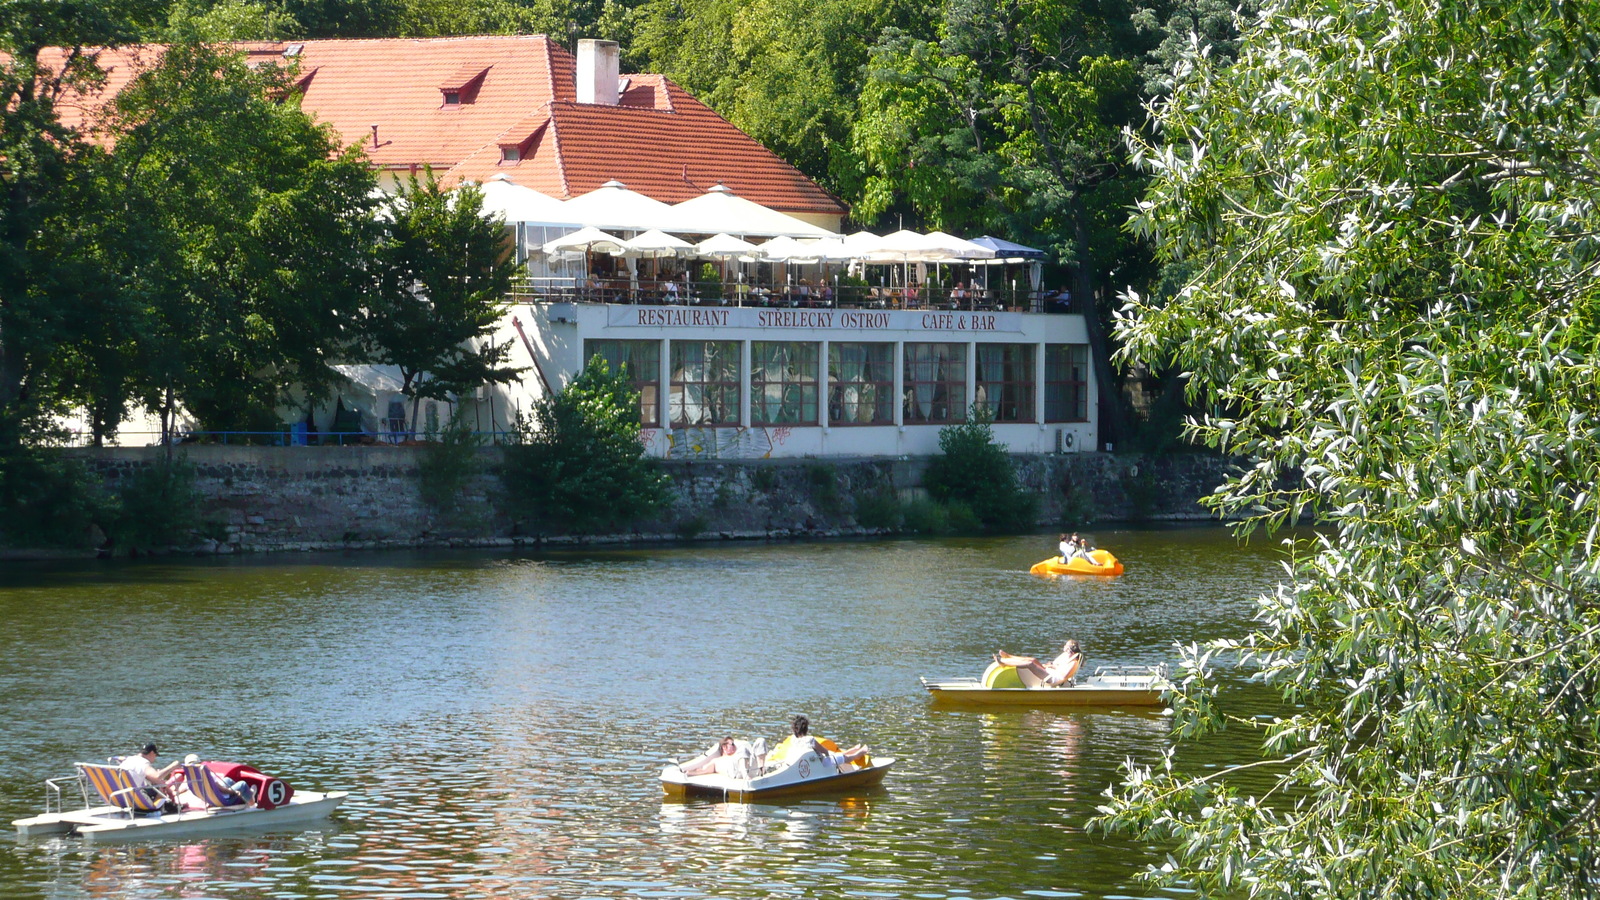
[
  {"x1": 439, "y1": 63, "x2": 491, "y2": 107},
  {"x1": 501, "y1": 145, "x2": 521, "y2": 162}
]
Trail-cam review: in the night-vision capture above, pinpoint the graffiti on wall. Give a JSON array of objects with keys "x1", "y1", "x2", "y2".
[{"x1": 666, "y1": 426, "x2": 792, "y2": 460}]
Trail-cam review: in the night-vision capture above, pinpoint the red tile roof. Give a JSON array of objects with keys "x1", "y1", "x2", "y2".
[{"x1": 31, "y1": 35, "x2": 845, "y2": 217}]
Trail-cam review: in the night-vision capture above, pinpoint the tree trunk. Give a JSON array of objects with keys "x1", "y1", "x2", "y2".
[{"x1": 1070, "y1": 196, "x2": 1129, "y2": 451}]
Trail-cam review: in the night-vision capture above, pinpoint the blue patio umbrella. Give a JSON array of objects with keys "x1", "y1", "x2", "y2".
[{"x1": 969, "y1": 235, "x2": 1046, "y2": 259}]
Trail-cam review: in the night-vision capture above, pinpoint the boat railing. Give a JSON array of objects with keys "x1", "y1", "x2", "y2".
[
  {"x1": 1092, "y1": 664, "x2": 1171, "y2": 683},
  {"x1": 43, "y1": 775, "x2": 77, "y2": 815}
]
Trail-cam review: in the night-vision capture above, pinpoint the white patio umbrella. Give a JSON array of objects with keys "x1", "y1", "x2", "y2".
[
  {"x1": 924, "y1": 231, "x2": 994, "y2": 261},
  {"x1": 695, "y1": 233, "x2": 766, "y2": 260},
  {"x1": 755, "y1": 235, "x2": 821, "y2": 262},
  {"x1": 617, "y1": 229, "x2": 695, "y2": 259},
  {"x1": 542, "y1": 226, "x2": 627, "y2": 255},
  {"x1": 670, "y1": 184, "x2": 838, "y2": 238},
  {"x1": 561, "y1": 180, "x2": 679, "y2": 232},
  {"x1": 542, "y1": 226, "x2": 627, "y2": 279},
  {"x1": 860, "y1": 229, "x2": 950, "y2": 262},
  {"x1": 474, "y1": 174, "x2": 572, "y2": 224}
]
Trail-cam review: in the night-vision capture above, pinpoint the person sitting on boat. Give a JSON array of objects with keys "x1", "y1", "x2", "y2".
[
  {"x1": 119, "y1": 743, "x2": 181, "y2": 808},
  {"x1": 992, "y1": 639, "x2": 1084, "y2": 688},
  {"x1": 780, "y1": 715, "x2": 869, "y2": 769},
  {"x1": 1061, "y1": 533, "x2": 1094, "y2": 564}
]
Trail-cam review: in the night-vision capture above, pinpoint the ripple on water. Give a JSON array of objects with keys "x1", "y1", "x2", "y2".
[{"x1": 0, "y1": 528, "x2": 1291, "y2": 900}]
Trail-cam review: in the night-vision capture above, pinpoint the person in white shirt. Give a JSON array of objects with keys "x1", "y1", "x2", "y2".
[
  {"x1": 781, "y1": 715, "x2": 868, "y2": 768},
  {"x1": 119, "y1": 742, "x2": 180, "y2": 806}
]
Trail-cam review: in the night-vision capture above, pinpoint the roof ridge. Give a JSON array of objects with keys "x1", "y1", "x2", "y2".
[{"x1": 544, "y1": 104, "x2": 571, "y2": 198}]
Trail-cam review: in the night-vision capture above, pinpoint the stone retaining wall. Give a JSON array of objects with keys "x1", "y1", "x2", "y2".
[{"x1": 67, "y1": 446, "x2": 1238, "y2": 554}]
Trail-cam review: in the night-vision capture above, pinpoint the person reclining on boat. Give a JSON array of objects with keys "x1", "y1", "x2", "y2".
[
  {"x1": 680, "y1": 736, "x2": 767, "y2": 778},
  {"x1": 177, "y1": 754, "x2": 256, "y2": 807},
  {"x1": 118, "y1": 743, "x2": 181, "y2": 811},
  {"x1": 779, "y1": 715, "x2": 869, "y2": 769},
  {"x1": 993, "y1": 639, "x2": 1084, "y2": 687}
]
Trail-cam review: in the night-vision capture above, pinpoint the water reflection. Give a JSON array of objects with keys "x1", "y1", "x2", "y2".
[{"x1": 1, "y1": 527, "x2": 1289, "y2": 900}]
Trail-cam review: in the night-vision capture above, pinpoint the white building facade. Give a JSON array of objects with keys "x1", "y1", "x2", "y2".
[{"x1": 496, "y1": 301, "x2": 1096, "y2": 459}]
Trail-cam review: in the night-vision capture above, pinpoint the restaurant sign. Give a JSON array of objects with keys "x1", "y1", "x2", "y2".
[{"x1": 606, "y1": 305, "x2": 1024, "y2": 333}]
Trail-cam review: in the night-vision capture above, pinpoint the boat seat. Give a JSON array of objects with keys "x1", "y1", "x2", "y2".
[
  {"x1": 181, "y1": 764, "x2": 253, "y2": 810},
  {"x1": 76, "y1": 763, "x2": 165, "y2": 815}
]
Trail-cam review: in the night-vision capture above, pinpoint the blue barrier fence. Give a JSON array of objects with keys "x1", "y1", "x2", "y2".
[{"x1": 59, "y1": 430, "x2": 519, "y2": 448}]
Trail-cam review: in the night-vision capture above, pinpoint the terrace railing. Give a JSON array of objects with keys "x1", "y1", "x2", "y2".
[{"x1": 508, "y1": 278, "x2": 1088, "y2": 316}]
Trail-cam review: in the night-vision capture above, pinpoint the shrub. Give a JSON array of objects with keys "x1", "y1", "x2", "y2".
[
  {"x1": 902, "y1": 496, "x2": 951, "y2": 534},
  {"x1": 113, "y1": 454, "x2": 201, "y2": 550},
  {"x1": 0, "y1": 448, "x2": 116, "y2": 549},
  {"x1": 501, "y1": 356, "x2": 670, "y2": 533},
  {"x1": 417, "y1": 409, "x2": 484, "y2": 512},
  {"x1": 923, "y1": 416, "x2": 1039, "y2": 532},
  {"x1": 854, "y1": 489, "x2": 904, "y2": 530}
]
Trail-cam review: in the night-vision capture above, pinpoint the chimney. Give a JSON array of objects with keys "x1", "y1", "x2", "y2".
[{"x1": 576, "y1": 39, "x2": 620, "y2": 106}]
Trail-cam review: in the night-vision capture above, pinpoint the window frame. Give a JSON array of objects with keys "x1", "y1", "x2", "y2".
[
  {"x1": 583, "y1": 339, "x2": 663, "y2": 427},
  {"x1": 974, "y1": 343, "x2": 1036, "y2": 424},
  {"x1": 669, "y1": 340, "x2": 741, "y2": 427},
  {"x1": 1044, "y1": 343, "x2": 1090, "y2": 423},
  {"x1": 902, "y1": 342, "x2": 968, "y2": 425},
  {"x1": 750, "y1": 341, "x2": 820, "y2": 426},
  {"x1": 828, "y1": 342, "x2": 895, "y2": 426}
]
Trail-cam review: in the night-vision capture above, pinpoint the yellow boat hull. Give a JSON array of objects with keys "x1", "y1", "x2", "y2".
[{"x1": 1030, "y1": 550, "x2": 1123, "y2": 576}]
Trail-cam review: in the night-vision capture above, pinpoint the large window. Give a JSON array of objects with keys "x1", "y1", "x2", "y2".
[
  {"x1": 584, "y1": 339, "x2": 661, "y2": 426},
  {"x1": 829, "y1": 343, "x2": 894, "y2": 425},
  {"x1": 1045, "y1": 343, "x2": 1089, "y2": 422},
  {"x1": 904, "y1": 343, "x2": 967, "y2": 424},
  {"x1": 670, "y1": 341, "x2": 740, "y2": 427},
  {"x1": 751, "y1": 342, "x2": 819, "y2": 425},
  {"x1": 975, "y1": 343, "x2": 1035, "y2": 423}
]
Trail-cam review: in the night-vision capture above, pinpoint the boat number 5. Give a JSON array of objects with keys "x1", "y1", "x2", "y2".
[
  {"x1": 798, "y1": 759, "x2": 811, "y2": 778},
  {"x1": 266, "y1": 781, "x2": 288, "y2": 806}
]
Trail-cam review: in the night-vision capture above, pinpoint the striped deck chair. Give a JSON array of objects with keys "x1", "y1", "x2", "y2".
[
  {"x1": 77, "y1": 763, "x2": 166, "y2": 816},
  {"x1": 181, "y1": 764, "x2": 252, "y2": 810}
]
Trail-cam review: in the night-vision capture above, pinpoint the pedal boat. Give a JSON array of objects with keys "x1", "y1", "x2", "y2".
[
  {"x1": 661, "y1": 740, "x2": 894, "y2": 801},
  {"x1": 1030, "y1": 550, "x2": 1123, "y2": 576},
  {"x1": 13, "y1": 766, "x2": 347, "y2": 842},
  {"x1": 921, "y1": 662, "x2": 1168, "y2": 707}
]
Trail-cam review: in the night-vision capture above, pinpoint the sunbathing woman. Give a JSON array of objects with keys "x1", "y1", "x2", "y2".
[{"x1": 993, "y1": 639, "x2": 1084, "y2": 687}]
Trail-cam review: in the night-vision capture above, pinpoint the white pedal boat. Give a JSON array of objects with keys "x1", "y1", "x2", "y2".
[
  {"x1": 661, "y1": 740, "x2": 894, "y2": 801},
  {"x1": 921, "y1": 663, "x2": 1170, "y2": 707},
  {"x1": 13, "y1": 761, "x2": 347, "y2": 842}
]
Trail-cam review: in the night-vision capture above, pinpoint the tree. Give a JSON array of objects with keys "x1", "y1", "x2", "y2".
[
  {"x1": 1097, "y1": 0, "x2": 1600, "y2": 895},
  {"x1": 96, "y1": 41, "x2": 379, "y2": 440},
  {"x1": 501, "y1": 355, "x2": 669, "y2": 532},
  {"x1": 923, "y1": 414, "x2": 1037, "y2": 531},
  {"x1": 853, "y1": 0, "x2": 1155, "y2": 443},
  {"x1": 631, "y1": 0, "x2": 935, "y2": 199},
  {"x1": 0, "y1": 1, "x2": 159, "y2": 444},
  {"x1": 364, "y1": 172, "x2": 521, "y2": 436}
]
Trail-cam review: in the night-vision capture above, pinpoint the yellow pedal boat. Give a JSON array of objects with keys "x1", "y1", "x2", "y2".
[
  {"x1": 1030, "y1": 549, "x2": 1123, "y2": 576},
  {"x1": 921, "y1": 662, "x2": 1168, "y2": 707}
]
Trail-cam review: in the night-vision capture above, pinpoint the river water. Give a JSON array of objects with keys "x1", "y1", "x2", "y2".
[{"x1": 0, "y1": 527, "x2": 1290, "y2": 900}]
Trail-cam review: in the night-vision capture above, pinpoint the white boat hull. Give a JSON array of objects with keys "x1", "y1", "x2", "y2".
[
  {"x1": 661, "y1": 758, "x2": 894, "y2": 801},
  {"x1": 922, "y1": 669, "x2": 1169, "y2": 707},
  {"x1": 14, "y1": 790, "x2": 348, "y2": 842}
]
